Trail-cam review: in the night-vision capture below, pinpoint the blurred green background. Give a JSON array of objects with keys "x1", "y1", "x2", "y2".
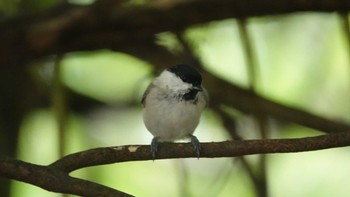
[{"x1": 2, "y1": 1, "x2": 350, "y2": 197}]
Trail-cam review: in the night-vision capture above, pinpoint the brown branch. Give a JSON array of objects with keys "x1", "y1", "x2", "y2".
[
  {"x1": 0, "y1": 131, "x2": 349, "y2": 196},
  {"x1": 1, "y1": 131, "x2": 350, "y2": 195},
  {"x1": 51, "y1": 131, "x2": 350, "y2": 172},
  {"x1": 0, "y1": 157, "x2": 133, "y2": 197},
  {"x1": 2, "y1": 0, "x2": 350, "y2": 66}
]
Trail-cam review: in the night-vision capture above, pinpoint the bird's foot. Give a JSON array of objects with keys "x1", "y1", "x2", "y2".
[
  {"x1": 150, "y1": 137, "x2": 159, "y2": 159},
  {"x1": 190, "y1": 135, "x2": 201, "y2": 158}
]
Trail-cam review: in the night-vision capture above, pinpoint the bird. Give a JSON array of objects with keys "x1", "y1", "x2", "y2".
[{"x1": 141, "y1": 64, "x2": 208, "y2": 158}]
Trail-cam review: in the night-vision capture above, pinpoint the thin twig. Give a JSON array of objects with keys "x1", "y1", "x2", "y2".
[
  {"x1": 52, "y1": 55, "x2": 67, "y2": 158},
  {"x1": 217, "y1": 108, "x2": 266, "y2": 197},
  {"x1": 237, "y1": 18, "x2": 268, "y2": 197},
  {"x1": 338, "y1": 13, "x2": 350, "y2": 118}
]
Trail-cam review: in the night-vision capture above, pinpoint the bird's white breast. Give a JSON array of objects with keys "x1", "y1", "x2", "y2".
[{"x1": 143, "y1": 88, "x2": 206, "y2": 141}]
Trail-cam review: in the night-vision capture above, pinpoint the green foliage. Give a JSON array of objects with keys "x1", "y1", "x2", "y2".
[
  {"x1": 0, "y1": 0, "x2": 18, "y2": 15},
  {"x1": 0, "y1": 0, "x2": 60, "y2": 15},
  {"x1": 61, "y1": 50, "x2": 152, "y2": 103}
]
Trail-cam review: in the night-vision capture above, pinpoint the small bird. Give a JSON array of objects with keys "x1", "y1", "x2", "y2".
[{"x1": 141, "y1": 64, "x2": 208, "y2": 158}]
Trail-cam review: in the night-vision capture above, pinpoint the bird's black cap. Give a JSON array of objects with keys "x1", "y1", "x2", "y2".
[{"x1": 167, "y1": 64, "x2": 202, "y2": 87}]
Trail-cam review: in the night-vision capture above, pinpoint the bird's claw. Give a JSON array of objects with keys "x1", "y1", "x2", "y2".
[
  {"x1": 150, "y1": 137, "x2": 159, "y2": 159},
  {"x1": 151, "y1": 135, "x2": 201, "y2": 159},
  {"x1": 190, "y1": 135, "x2": 201, "y2": 158}
]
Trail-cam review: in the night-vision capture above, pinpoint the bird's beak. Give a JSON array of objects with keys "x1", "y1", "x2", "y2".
[{"x1": 193, "y1": 85, "x2": 203, "y2": 92}]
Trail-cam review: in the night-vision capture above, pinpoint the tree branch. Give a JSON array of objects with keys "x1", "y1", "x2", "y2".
[
  {"x1": 0, "y1": 131, "x2": 349, "y2": 196},
  {"x1": 0, "y1": 157, "x2": 133, "y2": 197},
  {"x1": 173, "y1": 32, "x2": 350, "y2": 133},
  {"x1": 2, "y1": 0, "x2": 350, "y2": 134},
  {"x1": 1, "y1": 0, "x2": 350, "y2": 66},
  {"x1": 1, "y1": 131, "x2": 349, "y2": 196},
  {"x1": 1, "y1": 1, "x2": 350, "y2": 196},
  {"x1": 42, "y1": 132, "x2": 350, "y2": 171},
  {"x1": 203, "y1": 70, "x2": 350, "y2": 133}
]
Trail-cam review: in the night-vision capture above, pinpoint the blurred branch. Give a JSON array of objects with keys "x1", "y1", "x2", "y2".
[
  {"x1": 338, "y1": 13, "x2": 350, "y2": 74},
  {"x1": 1, "y1": 1, "x2": 350, "y2": 196},
  {"x1": 1, "y1": 131, "x2": 350, "y2": 195},
  {"x1": 237, "y1": 18, "x2": 268, "y2": 197},
  {"x1": 0, "y1": 157, "x2": 133, "y2": 197},
  {"x1": 2, "y1": 0, "x2": 350, "y2": 66},
  {"x1": 216, "y1": 108, "x2": 266, "y2": 197},
  {"x1": 237, "y1": 18, "x2": 258, "y2": 91},
  {"x1": 1, "y1": 0, "x2": 350, "y2": 134},
  {"x1": 172, "y1": 31, "x2": 350, "y2": 134},
  {"x1": 51, "y1": 55, "x2": 68, "y2": 157},
  {"x1": 203, "y1": 70, "x2": 350, "y2": 133}
]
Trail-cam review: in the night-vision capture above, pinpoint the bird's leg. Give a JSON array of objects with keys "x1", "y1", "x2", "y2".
[
  {"x1": 150, "y1": 137, "x2": 159, "y2": 159},
  {"x1": 189, "y1": 134, "x2": 201, "y2": 158}
]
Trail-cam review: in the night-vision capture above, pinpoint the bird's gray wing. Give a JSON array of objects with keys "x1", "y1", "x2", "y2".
[{"x1": 141, "y1": 83, "x2": 154, "y2": 107}]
